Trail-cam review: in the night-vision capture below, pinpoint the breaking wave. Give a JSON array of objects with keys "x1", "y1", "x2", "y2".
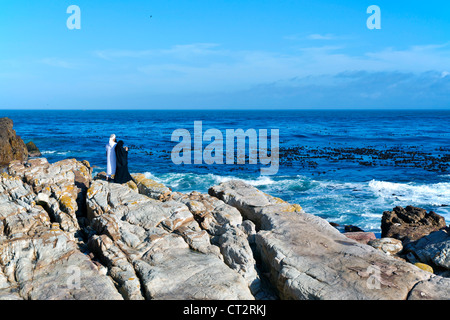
[{"x1": 141, "y1": 172, "x2": 450, "y2": 234}]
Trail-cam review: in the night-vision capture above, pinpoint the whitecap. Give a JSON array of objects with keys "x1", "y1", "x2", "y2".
[
  {"x1": 143, "y1": 172, "x2": 234, "y2": 192},
  {"x1": 368, "y1": 180, "x2": 450, "y2": 207},
  {"x1": 142, "y1": 172, "x2": 315, "y2": 196},
  {"x1": 41, "y1": 150, "x2": 70, "y2": 156},
  {"x1": 138, "y1": 173, "x2": 450, "y2": 233}
]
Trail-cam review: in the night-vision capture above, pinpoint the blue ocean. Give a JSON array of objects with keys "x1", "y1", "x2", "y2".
[{"x1": 3, "y1": 109, "x2": 450, "y2": 235}]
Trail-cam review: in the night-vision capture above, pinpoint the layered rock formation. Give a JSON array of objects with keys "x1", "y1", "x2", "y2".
[
  {"x1": 0, "y1": 157, "x2": 449, "y2": 300},
  {"x1": 0, "y1": 159, "x2": 120, "y2": 300},
  {"x1": 86, "y1": 179, "x2": 254, "y2": 300}
]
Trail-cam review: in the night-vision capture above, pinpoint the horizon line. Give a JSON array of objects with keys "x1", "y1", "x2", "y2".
[{"x1": 1, "y1": 108, "x2": 450, "y2": 111}]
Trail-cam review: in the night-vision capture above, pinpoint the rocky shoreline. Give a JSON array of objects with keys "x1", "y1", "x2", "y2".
[
  {"x1": 0, "y1": 117, "x2": 449, "y2": 300},
  {"x1": 0, "y1": 156, "x2": 448, "y2": 300}
]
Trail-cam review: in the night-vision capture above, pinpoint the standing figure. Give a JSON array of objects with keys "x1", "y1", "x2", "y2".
[
  {"x1": 105, "y1": 134, "x2": 117, "y2": 181},
  {"x1": 114, "y1": 140, "x2": 133, "y2": 184}
]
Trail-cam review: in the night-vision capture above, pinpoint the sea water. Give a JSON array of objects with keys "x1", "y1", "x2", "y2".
[{"x1": 3, "y1": 109, "x2": 450, "y2": 235}]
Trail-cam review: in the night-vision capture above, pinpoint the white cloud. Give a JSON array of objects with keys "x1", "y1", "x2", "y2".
[
  {"x1": 307, "y1": 33, "x2": 335, "y2": 40},
  {"x1": 365, "y1": 43, "x2": 450, "y2": 72},
  {"x1": 284, "y1": 33, "x2": 345, "y2": 41},
  {"x1": 227, "y1": 71, "x2": 450, "y2": 109},
  {"x1": 94, "y1": 43, "x2": 222, "y2": 61},
  {"x1": 39, "y1": 58, "x2": 77, "y2": 69},
  {"x1": 87, "y1": 42, "x2": 450, "y2": 98}
]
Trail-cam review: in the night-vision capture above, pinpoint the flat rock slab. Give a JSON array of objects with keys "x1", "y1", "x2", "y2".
[{"x1": 408, "y1": 276, "x2": 450, "y2": 300}]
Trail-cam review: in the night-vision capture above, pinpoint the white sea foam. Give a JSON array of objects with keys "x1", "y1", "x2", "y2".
[
  {"x1": 140, "y1": 172, "x2": 450, "y2": 233},
  {"x1": 143, "y1": 172, "x2": 234, "y2": 191},
  {"x1": 368, "y1": 180, "x2": 450, "y2": 207},
  {"x1": 143, "y1": 171, "x2": 280, "y2": 192},
  {"x1": 41, "y1": 150, "x2": 70, "y2": 156}
]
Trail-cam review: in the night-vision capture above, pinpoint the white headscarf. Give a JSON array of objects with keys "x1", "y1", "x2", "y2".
[{"x1": 109, "y1": 134, "x2": 116, "y2": 147}]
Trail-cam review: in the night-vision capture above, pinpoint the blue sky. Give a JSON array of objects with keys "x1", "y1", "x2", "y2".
[{"x1": 0, "y1": 0, "x2": 449, "y2": 109}]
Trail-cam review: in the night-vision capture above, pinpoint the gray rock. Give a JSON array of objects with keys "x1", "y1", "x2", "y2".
[
  {"x1": 8, "y1": 158, "x2": 93, "y2": 234},
  {"x1": 240, "y1": 220, "x2": 257, "y2": 244},
  {"x1": 175, "y1": 221, "x2": 221, "y2": 256},
  {"x1": 4, "y1": 153, "x2": 450, "y2": 301},
  {"x1": 170, "y1": 190, "x2": 266, "y2": 296},
  {"x1": 5, "y1": 228, "x2": 122, "y2": 300},
  {"x1": 0, "y1": 162, "x2": 121, "y2": 300},
  {"x1": 135, "y1": 243, "x2": 252, "y2": 300},
  {"x1": 404, "y1": 229, "x2": 450, "y2": 270},
  {"x1": 132, "y1": 173, "x2": 172, "y2": 201},
  {"x1": 408, "y1": 276, "x2": 450, "y2": 300},
  {"x1": 218, "y1": 225, "x2": 261, "y2": 293},
  {"x1": 209, "y1": 180, "x2": 450, "y2": 300},
  {"x1": 368, "y1": 238, "x2": 403, "y2": 256},
  {"x1": 86, "y1": 180, "x2": 254, "y2": 300},
  {"x1": 171, "y1": 191, "x2": 243, "y2": 234},
  {"x1": 88, "y1": 234, "x2": 145, "y2": 300}
]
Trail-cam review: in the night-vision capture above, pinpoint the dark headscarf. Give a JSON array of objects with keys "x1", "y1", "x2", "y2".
[{"x1": 114, "y1": 140, "x2": 133, "y2": 184}]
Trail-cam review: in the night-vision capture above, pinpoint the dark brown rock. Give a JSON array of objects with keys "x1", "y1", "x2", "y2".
[
  {"x1": 0, "y1": 118, "x2": 28, "y2": 165},
  {"x1": 25, "y1": 141, "x2": 41, "y2": 157},
  {"x1": 381, "y1": 206, "x2": 446, "y2": 243},
  {"x1": 344, "y1": 225, "x2": 365, "y2": 232}
]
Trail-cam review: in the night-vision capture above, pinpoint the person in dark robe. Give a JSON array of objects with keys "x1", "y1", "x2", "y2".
[{"x1": 114, "y1": 140, "x2": 133, "y2": 184}]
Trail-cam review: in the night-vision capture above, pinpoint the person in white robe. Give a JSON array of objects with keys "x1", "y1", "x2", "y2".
[{"x1": 106, "y1": 134, "x2": 117, "y2": 180}]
